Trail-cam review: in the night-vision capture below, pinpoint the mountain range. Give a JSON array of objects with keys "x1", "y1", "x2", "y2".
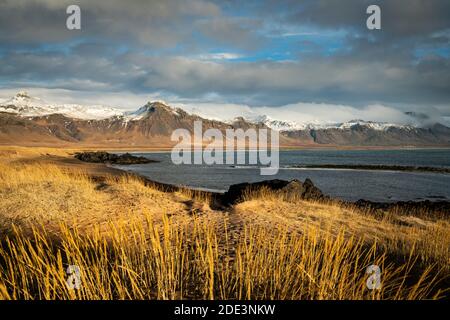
[{"x1": 1, "y1": 92, "x2": 449, "y2": 147}]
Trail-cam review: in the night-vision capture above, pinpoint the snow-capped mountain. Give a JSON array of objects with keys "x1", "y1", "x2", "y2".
[
  {"x1": 0, "y1": 92, "x2": 123, "y2": 120},
  {"x1": 123, "y1": 101, "x2": 181, "y2": 120},
  {"x1": 0, "y1": 91, "x2": 60, "y2": 115},
  {"x1": 0, "y1": 92, "x2": 422, "y2": 131},
  {"x1": 0, "y1": 93, "x2": 189, "y2": 122},
  {"x1": 1, "y1": 92, "x2": 449, "y2": 147},
  {"x1": 330, "y1": 119, "x2": 413, "y2": 131},
  {"x1": 248, "y1": 115, "x2": 304, "y2": 131},
  {"x1": 249, "y1": 114, "x2": 411, "y2": 132}
]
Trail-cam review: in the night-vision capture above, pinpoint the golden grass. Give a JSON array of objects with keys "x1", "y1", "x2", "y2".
[
  {"x1": 0, "y1": 146, "x2": 72, "y2": 160},
  {"x1": 237, "y1": 192, "x2": 450, "y2": 273},
  {"x1": 0, "y1": 148, "x2": 448, "y2": 300},
  {"x1": 0, "y1": 161, "x2": 195, "y2": 235},
  {"x1": 0, "y1": 216, "x2": 445, "y2": 300}
]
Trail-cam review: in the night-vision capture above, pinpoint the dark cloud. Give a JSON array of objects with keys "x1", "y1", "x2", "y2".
[
  {"x1": 1, "y1": 48, "x2": 449, "y2": 108},
  {"x1": 0, "y1": 0, "x2": 449, "y2": 114},
  {"x1": 0, "y1": 0, "x2": 222, "y2": 46},
  {"x1": 280, "y1": 0, "x2": 450, "y2": 39},
  {"x1": 0, "y1": 0, "x2": 267, "y2": 53}
]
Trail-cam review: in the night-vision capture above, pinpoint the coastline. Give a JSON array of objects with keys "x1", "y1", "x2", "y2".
[
  {"x1": 2, "y1": 143, "x2": 450, "y2": 153},
  {"x1": 289, "y1": 164, "x2": 450, "y2": 174},
  {"x1": 2, "y1": 146, "x2": 449, "y2": 213},
  {"x1": 41, "y1": 149, "x2": 450, "y2": 214}
]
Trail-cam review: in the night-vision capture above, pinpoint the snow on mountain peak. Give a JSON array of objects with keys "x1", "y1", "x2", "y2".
[
  {"x1": 0, "y1": 92, "x2": 58, "y2": 115},
  {"x1": 246, "y1": 114, "x2": 410, "y2": 131},
  {"x1": 0, "y1": 92, "x2": 123, "y2": 120},
  {"x1": 249, "y1": 114, "x2": 304, "y2": 131},
  {"x1": 0, "y1": 93, "x2": 418, "y2": 130},
  {"x1": 246, "y1": 114, "x2": 332, "y2": 131},
  {"x1": 14, "y1": 91, "x2": 32, "y2": 100},
  {"x1": 123, "y1": 101, "x2": 181, "y2": 120},
  {"x1": 147, "y1": 101, "x2": 180, "y2": 115},
  {"x1": 4, "y1": 91, "x2": 46, "y2": 106},
  {"x1": 335, "y1": 119, "x2": 412, "y2": 130}
]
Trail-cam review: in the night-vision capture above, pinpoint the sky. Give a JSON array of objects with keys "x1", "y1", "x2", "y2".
[{"x1": 0, "y1": 0, "x2": 449, "y2": 125}]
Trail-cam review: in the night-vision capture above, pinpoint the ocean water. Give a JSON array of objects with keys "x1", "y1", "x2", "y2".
[{"x1": 112, "y1": 149, "x2": 450, "y2": 202}]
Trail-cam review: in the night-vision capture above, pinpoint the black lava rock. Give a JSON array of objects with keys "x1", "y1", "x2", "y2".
[{"x1": 74, "y1": 151, "x2": 158, "y2": 165}]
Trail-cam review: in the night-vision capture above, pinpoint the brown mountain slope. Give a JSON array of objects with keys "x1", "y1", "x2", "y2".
[
  {"x1": 1, "y1": 101, "x2": 449, "y2": 148},
  {"x1": 286, "y1": 124, "x2": 450, "y2": 146},
  {"x1": 0, "y1": 102, "x2": 297, "y2": 147}
]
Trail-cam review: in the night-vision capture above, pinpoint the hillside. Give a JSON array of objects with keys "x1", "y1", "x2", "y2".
[{"x1": 1, "y1": 92, "x2": 449, "y2": 147}]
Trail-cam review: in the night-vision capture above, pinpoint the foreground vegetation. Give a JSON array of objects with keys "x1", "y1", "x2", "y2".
[{"x1": 0, "y1": 147, "x2": 448, "y2": 300}]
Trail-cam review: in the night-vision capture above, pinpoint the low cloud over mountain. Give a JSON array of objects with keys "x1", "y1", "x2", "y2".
[{"x1": 1, "y1": 92, "x2": 449, "y2": 147}]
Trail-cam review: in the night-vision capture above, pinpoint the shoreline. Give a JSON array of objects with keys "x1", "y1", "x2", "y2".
[
  {"x1": 2, "y1": 143, "x2": 450, "y2": 153},
  {"x1": 111, "y1": 163, "x2": 450, "y2": 215},
  {"x1": 288, "y1": 164, "x2": 450, "y2": 174},
  {"x1": 3, "y1": 147, "x2": 450, "y2": 212},
  {"x1": 71, "y1": 152, "x2": 450, "y2": 213}
]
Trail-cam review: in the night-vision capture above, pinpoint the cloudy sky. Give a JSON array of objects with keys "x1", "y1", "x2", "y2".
[{"x1": 0, "y1": 0, "x2": 449, "y2": 124}]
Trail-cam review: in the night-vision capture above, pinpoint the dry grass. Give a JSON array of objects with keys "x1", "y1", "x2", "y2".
[
  {"x1": 237, "y1": 189, "x2": 450, "y2": 275},
  {"x1": 0, "y1": 216, "x2": 445, "y2": 300},
  {"x1": 0, "y1": 146, "x2": 72, "y2": 160},
  {"x1": 0, "y1": 147, "x2": 448, "y2": 300}
]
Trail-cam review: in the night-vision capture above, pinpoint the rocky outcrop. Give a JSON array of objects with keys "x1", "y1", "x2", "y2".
[
  {"x1": 281, "y1": 178, "x2": 326, "y2": 201},
  {"x1": 216, "y1": 178, "x2": 450, "y2": 215},
  {"x1": 74, "y1": 151, "x2": 158, "y2": 165},
  {"x1": 220, "y1": 178, "x2": 326, "y2": 205}
]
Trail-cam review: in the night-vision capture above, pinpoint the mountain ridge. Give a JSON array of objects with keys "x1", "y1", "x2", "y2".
[{"x1": 1, "y1": 92, "x2": 449, "y2": 147}]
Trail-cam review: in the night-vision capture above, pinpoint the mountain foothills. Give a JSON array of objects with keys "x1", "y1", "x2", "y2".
[{"x1": 0, "y1": 92, "x2": 449, "y2": 147}]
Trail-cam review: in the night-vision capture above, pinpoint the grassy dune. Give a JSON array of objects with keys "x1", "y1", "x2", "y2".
[{"x1": 0, "y1": 147, "x2": 448, "y2": 300}]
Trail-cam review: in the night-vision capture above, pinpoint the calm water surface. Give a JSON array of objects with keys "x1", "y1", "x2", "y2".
[{"x1": 112, "y1": 149, "x2": 450, "y2": 202}]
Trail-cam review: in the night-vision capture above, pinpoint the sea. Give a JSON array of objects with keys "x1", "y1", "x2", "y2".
[{"x1": 112, "y1": 149, "x2": 450, "y2": 202}]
